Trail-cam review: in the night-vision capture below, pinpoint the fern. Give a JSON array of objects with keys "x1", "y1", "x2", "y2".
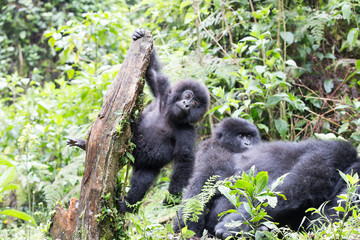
[
  {"x1": 43, "y1": 154, "x2": 83, "y2": 208},
  {"x1": 306, "y1": 12, "x2": 331, "y2": 44},
  {"x1": 181, "y1": 175, "x2": 219, "y2": 224}
]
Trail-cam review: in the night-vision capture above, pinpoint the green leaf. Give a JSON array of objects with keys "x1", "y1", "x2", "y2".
[
  {"x1": 240, "y1": 36, "x2": 257, "y2": 42},
  {"x1": 234, "y1": 179, "x2": 254, "y2": 195},
  {"x1": 67, "y1": 69, "x2": 75, "y2": 79},
  {"x1": 347, "y1": 28, "x2": 359, "y2": 47},
  {"x1": 271, "y1": 173, "x2": 289, "y2": 191},
  {"x1": 218, "y1": 185, "x2": 237, "y2": 207},
  {"x1": 252, "y1": 211, "x2": 266, "y2": 222},
  {"x1": 324, "y1": 79, "x2": 334, "y2": 93},
  {"x1": 1, "y1": 184, "x2": 18, "y2": 193},
  {"x1": 285, "y1": 60, "x2": 297, "y2": 67},
  {"x1": 306, "y1": 207, "x2": 317, "y2": 213},
  {"x1": 341, "y1": 3, "x2": 352, "y2": 24},
  {"x1": 165, "y1": 223, "x2": 174, "y2": 234},
  {"x1": 266, "y1": 196, "x2": 278, "y2": 208},
  {"x1": 243, "y1": 202, "x2": 252, "y2": 215},
  {"x1": 280, "y1": 32, "x2": 294, "y2": 45},
  {"x1": 254, "y1": 65, "x2": 266, "y2": 74},
  {"x1": 257, "y1": 124, "x2": 269, "y2": 134},
  {"x1": 218, "y1": 105, "x2": 230, "y2": 114},
  {"x1": 0, "y1": 209, "x2": 37, "y2": 226},
  {"x1": 314, "y1": 133, "x2": 343, "y2": 141},
  {"x1": 133, "y1": 222, "x2": 143, "y2": 234},
  {"x1": 266, "y1": 93, "x2": 289, "y2": 106},
  {"x1": 356, "y1": 60, "x2": 360, "y2": 73},
  {"x1": 0, "y1": 167, "x2": 15, "y2": 189},
  {"x1": 48, "y1": 37, "x2": 56, "y2": 47},
  {"x1": 37, "y1": 101, "x2": 49, "y2": 113},
  {"x1": 183, "y1": 229, "x2": 196, "y2": 238},
  {"x1": 19, "y1": 31, "x2": 26, "y2": 39},
  {"x1": 338, "y1": 123, "x2": 349, "y2": 134},
  {"x1": 184, "y1": 12, "x2": 195, "y2": 24},
  {"x1": 252, "y1": 11, "x2": 264, "y2": 19},
  {"x1": 214, "y1": 0, "x2": 221, "y2": 9},
  {"x1": 274, "y1": 119, "x2": 288, "y2": 138},
  {"x1": 180, "y1": 0, "x2": 191, "y2": 11},
  {"x1": 0, "y1": 158, "x2": 14, "y2": 167},
  {"x1": 325, "y1": 53, "x2": 336, "y2": 59},
  {"x1": 255, "y1": 172, "x2": 268, "y2": 194},
  {"x1": 334, "y1": 206, "x2": 345, "y2": 212},
  {"x1": 126, "y1": 152, "x2": 135, "y2": 163}
]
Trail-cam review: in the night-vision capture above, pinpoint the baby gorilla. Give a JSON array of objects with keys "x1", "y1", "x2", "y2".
[
  {"x1": 174, "y1": 117, "x2": 261, "y2": 237},
  {"x1": 68, "y1": 29, "x2": 210, "y2": 212},
  {"x1": 215, "y1": 139, "x2": 360, "y2": 239}
]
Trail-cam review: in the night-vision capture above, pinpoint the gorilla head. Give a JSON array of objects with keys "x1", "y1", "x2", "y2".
[
  {"x1": 167, "y1": 80, "x2": 210, "y2": 124},
  {"x1": 214, "y1": 118, "x2": 261, "y2": 153}
]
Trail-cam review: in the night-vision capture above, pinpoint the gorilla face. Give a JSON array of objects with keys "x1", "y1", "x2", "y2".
[
  {"x1": 167, "y1": 80, "x2": 210, "y2": 124},
  {"x1": 214, "y1": 118, "x2": 261, "y2": 153}
]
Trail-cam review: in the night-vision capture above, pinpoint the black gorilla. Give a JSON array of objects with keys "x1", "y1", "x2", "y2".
[
  {"x1": 174, "y1": 117, "x2": 261, "y2": 236},
  {"x1": 215, "y1": 139, "x2": 360, "y2": 239},
  {"x1": 68, "y1": 29, "x2": 210, "y2": 212}
]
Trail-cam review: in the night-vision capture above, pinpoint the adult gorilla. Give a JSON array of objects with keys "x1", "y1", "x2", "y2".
[
  {"x1": 174, "y1": 117, "x2": 261, "y2": 236},
  {"x1": 215, "y1": 139, "x2": 360, "y2": 239}
]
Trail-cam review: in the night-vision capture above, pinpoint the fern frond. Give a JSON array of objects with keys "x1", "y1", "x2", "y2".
[
  {"x1": 306, "y1": 12, "x2": 331, "y2": 44},
  {"x1": 43, "y1": 155, "x2": 83, "y2": 208},
  {"x1": 181, "y1": 175, "x2": 220, "y2": 224}
]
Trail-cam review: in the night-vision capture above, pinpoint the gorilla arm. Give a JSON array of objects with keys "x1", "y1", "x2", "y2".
[
  {"x1": 168, "y1": 127, "x2": 196, "y2": 195},
  {"x1": 133, "y1": 29, "x2": 170, "y2": 104}
]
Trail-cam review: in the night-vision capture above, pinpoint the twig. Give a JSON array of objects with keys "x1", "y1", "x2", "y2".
[
  {"x1": 281, "y1": 0, "x2": 287, "y2": 68},
  {"x1": 248, "y1": 0, "x2": 257, "y2": 23},
  {"x1": 221, "y1": 3, "x2": 233, "y2": 49},
  {"x1": 193, "y1": 0, "x2": 204, "y2": 66},
  {"x1": 201, "y1": 26, "x2": 239, "y2": 66}
]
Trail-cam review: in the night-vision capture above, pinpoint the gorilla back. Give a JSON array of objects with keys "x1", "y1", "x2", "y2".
[
  {"x1": 215, "y1": 139, "x2": 360, "y2": 239},
  {"x1": 174, "y1": 118, "x2": 261, "y2": 236}
]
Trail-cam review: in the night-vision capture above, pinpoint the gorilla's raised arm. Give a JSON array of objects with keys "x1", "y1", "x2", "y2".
[{"x1": 133, "y1": 29, "x2": 170, "y2": 104}]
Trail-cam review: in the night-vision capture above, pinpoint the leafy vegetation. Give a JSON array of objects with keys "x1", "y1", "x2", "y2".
[{"x1": 1, "y1": 0, "x2": 360, "y2": 239}]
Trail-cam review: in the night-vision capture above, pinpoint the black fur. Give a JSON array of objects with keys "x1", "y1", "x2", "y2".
[
  {"x1": 214, "y1": 139, "x2": 360, "y2": 239},
  {"x1": 67, "y1": 29, "x2": 210, "y2": 213},
  {"x1": 174, "y1": 118, "x2": 261, "y2": 236},
  {"x1": 119, "y1": 29, "x2": 210, "y2": 212}
]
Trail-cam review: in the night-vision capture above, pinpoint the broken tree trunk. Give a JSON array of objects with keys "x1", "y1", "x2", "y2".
[{"x1": 49, "y1": 31, "x2": 153, "y2": 240}]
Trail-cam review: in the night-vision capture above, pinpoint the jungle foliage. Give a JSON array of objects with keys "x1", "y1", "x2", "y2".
[{"x1": 0, "y1": 0, "x2": 360, "y2": 239}]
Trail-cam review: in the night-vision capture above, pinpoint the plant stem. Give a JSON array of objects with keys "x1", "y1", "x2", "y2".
[
  {"x1": 281, "y1": 0, "x2": 287, "y2": 68},
  {"x1": 277, "y1": 0, "x2": 281, "y2": 48},
  {"x1": 221, "y1": 2, "x2": 233, "y2": 50},
  {"x1": 193, "y1": 0, "x2": 203, "y2": 66},
  {"x1": 249, "y1": 0, "x2": 257, "y2": 24},
  {"x1": 122, "y1": 161, "x2": 131, "y2": 202}
]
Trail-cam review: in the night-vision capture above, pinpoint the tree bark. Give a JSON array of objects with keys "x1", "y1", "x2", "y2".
[{"x1": 49, "y1": 31, "x2": 153, "y2": 240}]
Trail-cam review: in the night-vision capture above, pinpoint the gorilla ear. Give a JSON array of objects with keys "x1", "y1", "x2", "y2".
[{"x1": 217, "y1": 132, "x2": 222, "y2": 139}]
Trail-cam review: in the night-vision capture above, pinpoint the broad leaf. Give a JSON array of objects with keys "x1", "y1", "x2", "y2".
[{"x1": 0, "y1": 209, "x2": 37, "y2": 226}]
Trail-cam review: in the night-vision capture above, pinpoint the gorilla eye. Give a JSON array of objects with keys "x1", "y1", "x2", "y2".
[
  {"x1": 183, "y1": 90, "x2": 194, "y2": 100},
  {"x1": 192, "y1": 101, "x2": 197, "y2": 107}
]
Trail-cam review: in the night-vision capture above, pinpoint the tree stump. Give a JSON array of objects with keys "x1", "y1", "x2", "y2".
[{"x1": 49, "y1": 31, "x2": 153, "y2": 240}]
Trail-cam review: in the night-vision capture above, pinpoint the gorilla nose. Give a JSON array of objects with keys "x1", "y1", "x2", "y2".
[
  {"x1": 183, "y1": 100, "x2": 190, "y2": 109},
  {"x1": 244, "y1": 140, "x2": 251, "y2": 146}
]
